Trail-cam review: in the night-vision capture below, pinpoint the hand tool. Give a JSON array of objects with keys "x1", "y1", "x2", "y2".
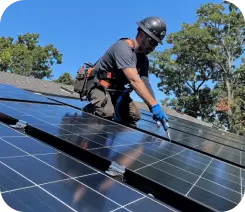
[{"x1": 156, "y1": 119, "x2": 171, "y2": 142}]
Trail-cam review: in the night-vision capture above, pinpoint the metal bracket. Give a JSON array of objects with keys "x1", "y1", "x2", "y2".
[
  {"x1": 105, "y1": 162, "x2": 125, "y2": 180},
  {"x1": 10, "y1": 120, "x2": 27, "y2": 129}
]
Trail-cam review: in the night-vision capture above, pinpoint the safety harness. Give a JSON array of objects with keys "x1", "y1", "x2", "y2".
[{"x1": 74, "y1": 39, "x2": 135, "y2": 120}]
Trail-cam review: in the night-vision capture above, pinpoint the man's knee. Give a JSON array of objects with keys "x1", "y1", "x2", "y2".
[
  {"x1": 84, "y1": 87, "x2": 114, "y2": 119},
  {"x1": 99, "y1": 105, "x2": 114, "y2": 118}
]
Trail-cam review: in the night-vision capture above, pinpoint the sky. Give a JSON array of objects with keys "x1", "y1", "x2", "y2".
[{"x1": 0, "y1": 0, "x2": 228, "y2": 102}]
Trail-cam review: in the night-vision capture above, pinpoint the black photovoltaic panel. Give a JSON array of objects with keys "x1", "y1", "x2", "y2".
[
  {"x1": 0, "y1": 122, "x2": 173, "y2": 212},
  {"x1": 0, "y1": 100, "x2": 244, "y2": 211},
  {"x1": 141, "y1": 110, "x2": 245, "y2": 145},
  {"x1": 136, "y1": 118, "x2": 245, "y2": 168},
  {"x1": 0, "y1": 84, "x2": 61, "y2": 105},
  {"x1": 168, "y1": 114, "x2": 245, "y2": 142},
  {"x1": 141, "y1": 113, "x2": 245, "y2": 152},
  {"x1": 44, "y1": 95, "x2": 245, "y2": 147}
]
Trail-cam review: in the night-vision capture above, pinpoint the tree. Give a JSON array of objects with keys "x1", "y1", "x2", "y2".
[
  {"x1": 150, "y1": 1, "x2": 245, "y2": 131},
  {"x1": 216, "y1": 58, "x2": 245, "y2": 135},
  {"x1": 196, "y1": 2, "x2": 245, "y2": 111},
  {"x1": 53, "y1": 72, "x2": 74, "y2": 85},
  {"x1": 149, "y1": 24, "x2": 219, "y2": 121},
  {"x1": 0, "y1": 33, "x2": 62, "y2": 79}
]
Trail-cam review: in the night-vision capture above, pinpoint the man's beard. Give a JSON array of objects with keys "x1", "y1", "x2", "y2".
[{"x1": 138, "y1": 39, "x2": 153, "y2": 55}]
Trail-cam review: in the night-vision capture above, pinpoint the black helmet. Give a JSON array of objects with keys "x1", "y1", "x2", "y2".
[{"x1": 136, "y1": 16, "x2": 166, "y2": 45}]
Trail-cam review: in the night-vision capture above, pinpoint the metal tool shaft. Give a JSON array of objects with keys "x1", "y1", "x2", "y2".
[{"x1": 156, "y1": 120, "x2": 171, "y2": 142}]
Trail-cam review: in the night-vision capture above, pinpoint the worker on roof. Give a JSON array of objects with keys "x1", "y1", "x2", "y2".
[{"x1": 76, "y1": 16, "x2": 168, "y2": 127}]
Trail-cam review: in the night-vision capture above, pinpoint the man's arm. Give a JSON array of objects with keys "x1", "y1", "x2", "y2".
[
  {"x1": 123, "y1": 67, "x2": 157, "y2": 107},
  {"x1": 111, "y1": 42, "x2": 155, "y2": 105},
  {"x1": 141, "y1": 76, "x2": 155, "y2": 99},
  {"x1": 137, "y1": 54, "x2": 155, "y2": 99}
]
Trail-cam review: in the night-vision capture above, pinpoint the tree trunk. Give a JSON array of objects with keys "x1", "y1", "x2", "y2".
[
  {"x1": 226, "y1": 80, "x2": 233, "y2": 114},
  {"x1": 226, "y1": 79, "x2": 234, "y2": 132}
]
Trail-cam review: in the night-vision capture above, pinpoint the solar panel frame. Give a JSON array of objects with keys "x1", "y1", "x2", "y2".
[
  {"x1": 0, "y1": 100, "x2": 241, "y2": 211},
  {"x1": 0, "y1": 122, "x2": 174, "y2": 212},
  {"x1": 46, "y1": 95, "x2": 87, "y2": 109}
]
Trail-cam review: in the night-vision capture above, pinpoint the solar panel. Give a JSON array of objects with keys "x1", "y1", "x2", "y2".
[
  {"x1": 53, "y1": 96, "x2": 243, "y2": 151},
  {"x1": 0, "y1": 100, "x2": 244, "y2": 211},
  {"x1": 0, "y1": 122, "x2": 174, "y2": 212},
  {"x1": 44, "y1": 94, "x2": 245, "y2": 146},
  {"x1": 0, "y1": 84, "x2": 61, "y2": 105},
  {"x1": 141, "y1": 110, "x2": 244, "y2": 145},
  {"x1": 136, "y1": 118, "x2": 245, "y2": 168},
  {"x1": 140, "y1": 116, "x2": 245, "y2": 152}
]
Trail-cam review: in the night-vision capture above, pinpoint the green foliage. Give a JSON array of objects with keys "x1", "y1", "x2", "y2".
[
  {"x1": 0, "y1": 33, "x2": 62, "y2": 79},
  {"x1": 53, "y1": 72, "x2": 74, "y2": 85},
  {"x1": 227, "y1": 59, "x2": 245, "y2": 135},
  {"x1": 150, "y1": 1, "x2": 245, "y2": 134},
  {"x1": 162, "y1": 86, "x2": 217, "y2": 122}
]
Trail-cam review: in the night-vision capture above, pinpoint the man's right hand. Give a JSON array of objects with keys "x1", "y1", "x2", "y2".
[{"x1": 150, "y1": 103, "x2": 168, "y2": 123}]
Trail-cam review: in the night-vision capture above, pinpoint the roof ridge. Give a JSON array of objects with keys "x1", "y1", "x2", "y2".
[{"x1": 0, "y1": 71, "x2": 70, "y2": 86}]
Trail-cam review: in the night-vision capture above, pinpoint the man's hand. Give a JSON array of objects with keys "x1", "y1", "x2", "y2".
[
  {"x1": 150, "y1": 103, "x2": 168, "y2": 122},
  {"x1": 123, "y1": 67, "x2": 157, "y2": 107}
]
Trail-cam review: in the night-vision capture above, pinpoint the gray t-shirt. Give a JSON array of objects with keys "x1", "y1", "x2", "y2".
[{"x1": 94, "y1": 38, "x2": 155, "y2": 98}]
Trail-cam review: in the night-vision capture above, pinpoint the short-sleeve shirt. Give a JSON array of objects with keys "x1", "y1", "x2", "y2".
[{"x1": 94, "y1": 38, "x2": 149, "y2": 90}]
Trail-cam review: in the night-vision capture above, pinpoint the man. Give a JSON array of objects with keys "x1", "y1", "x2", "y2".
[{"x1": 82, "y1": 16, "x2": 168, "y2": 128}]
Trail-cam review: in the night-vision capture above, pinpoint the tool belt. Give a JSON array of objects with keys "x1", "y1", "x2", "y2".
[{"x1": 73, "y1": 39, "x2": 134, "y2": 107}]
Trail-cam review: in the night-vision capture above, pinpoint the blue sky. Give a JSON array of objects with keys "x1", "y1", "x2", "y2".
[{"x1": 1, "y1": 0, "x2": 223, "y2": 102}]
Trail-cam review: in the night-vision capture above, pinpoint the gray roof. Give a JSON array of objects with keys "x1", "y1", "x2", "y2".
[
  {"x1": 0, "y1": 71, "x2": 79, "y2": 98},
  {"x1": 0, "y1": 71, "x2": 212, "y2": 127}
]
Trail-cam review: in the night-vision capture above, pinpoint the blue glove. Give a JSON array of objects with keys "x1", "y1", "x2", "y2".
[{"x1": 150, "y1": 104, "x2": 169, "y2": 129}]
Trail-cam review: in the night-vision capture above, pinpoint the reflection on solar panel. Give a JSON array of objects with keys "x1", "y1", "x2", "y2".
[
  {"x1": 0, "y1": 84, "x2": 60, "y2": 105},
  {"x1": 141, "y1": 110, "x2": 245, "y2": 143},
  {"x1": 0, "y1": 122, "x2": 173, "y2": 212},
  {"x1": 138, "y1": 112, "x2": 245, "y2": 168},
  {"x1": 0, "y1": 99, "x2": 244, "y2": 211},
  {"x1": 141, "y1": 110, "x2": 244, "y2": 144}
]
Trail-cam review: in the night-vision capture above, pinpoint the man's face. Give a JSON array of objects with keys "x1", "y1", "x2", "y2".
[{"x1": 139, "y1": 33, "x2": 159, "y2": 55}]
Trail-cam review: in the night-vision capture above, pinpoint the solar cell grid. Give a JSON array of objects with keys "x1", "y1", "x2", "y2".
[
  {"x1": 0, "y1": 100, "x2": 244, "y2": 211},
  {"x1": 141, "y1": 110, "x2": 245, "y2": 143},
  {"x1": 0, "y1": 101, "x2": 244, "y2": 172},
  {"x1": 47, "y1": 95, "x2": 245, "y2": 157},
  {"x1": 0, "y1": 122, "x2": 173, "y2": 212},
  {"x1": 44, "y1": 95, "x2": 245, "y2": 143},
  {"x1": 135, "y1": 118, "x2": 245, "y2": 168},
  {"x1": 141, "y1": 112, "x2": 245, "y2": 148},
  {"x1": 141, "y1": 110, "x2": 245, "y2": 145}
]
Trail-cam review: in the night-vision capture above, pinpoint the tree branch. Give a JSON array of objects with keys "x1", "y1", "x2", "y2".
[
  {"x1": 205, "y1": 44, "x2": 228, "y2": 74},
  {"x1": 186, "y1": 81, "x2": 195, "y2": 92},
  {"x1": 197, "y1": 80, "x2": 206, "y2": 91}
]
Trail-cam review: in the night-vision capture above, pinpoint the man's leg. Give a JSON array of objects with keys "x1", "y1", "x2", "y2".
[{"x1": 83, "y1": 87, "x2": 114, "y2": 119}]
